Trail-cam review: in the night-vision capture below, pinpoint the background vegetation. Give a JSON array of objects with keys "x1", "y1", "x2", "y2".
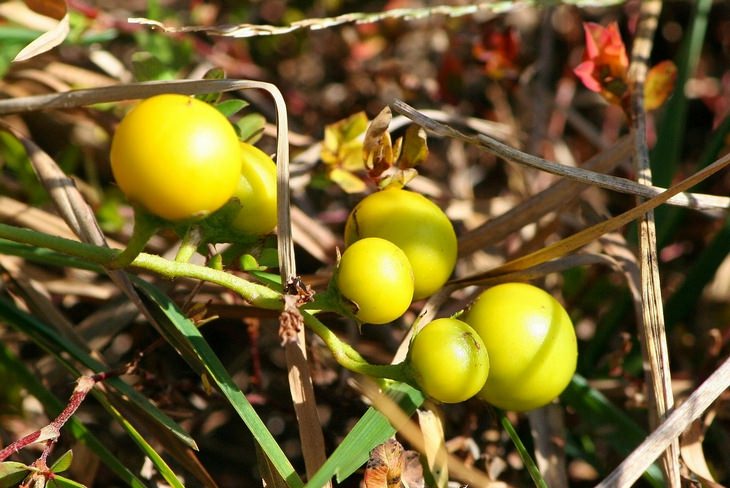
[{"x1": 0, "y1": 0, "x2": 728, "y2": 487}]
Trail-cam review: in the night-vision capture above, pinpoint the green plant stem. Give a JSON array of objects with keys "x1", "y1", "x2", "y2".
[
  {"x1": 0, "y1": 222, "x2": 281, "y2": 310},
  {"x1": 302, "y1": 311, "x2": 413, "y2": 383},
  {"x1": 0, "y1": 222, "x2": 411, "y2": 384},
  {"x1": 107, "y1": 209, "x2": 161, "y2": 269},
  {"x1": 175, "y1": 224, "x2": 205, "y2": 263}
]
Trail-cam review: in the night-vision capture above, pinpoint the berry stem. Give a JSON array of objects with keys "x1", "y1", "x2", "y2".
[
  {"x1": 175, "y1": 224, "x2": 205, "y2": 263},
  {"x1": 302, "y1": 311, "x2": 413, "y2": 383},
  {"x1": 107, "y1": 208, "x2": 161, "y2": 269}
]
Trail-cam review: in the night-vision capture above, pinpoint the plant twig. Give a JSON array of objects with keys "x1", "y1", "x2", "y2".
[
  {"x1": 0, "y1": 364, "x2": 132, "y2": 462},
  {"x1": 391, "y1": 99, "x2": 729, "y2": 213}
]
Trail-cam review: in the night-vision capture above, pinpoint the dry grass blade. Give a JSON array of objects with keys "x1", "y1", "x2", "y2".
[
  {"x1": 451, "y1": 152, "x2": 730, "y2": 287},
  {"x1": 391, "y1": 99, "x2": 729, "y2": 212},
  {"x1": 0, "y1": 195, "x2": 96, "y2": 242},
  {"x1": 417, "y1": 407, "x2": 449, "y2": 486},
  {"x1": 126, "y1": 2, "x2": 519, "y2": 39},
  {"x1": 0, "y1": 122, "x2": 165, "y2": 368},
  {"x1": 596, "y1": 353, "x2": 730, "y2": 487},
  {"x1": 458, "y1": 136, "x2": 632, "y2": 255},
  {"x1": 0, "y1": 79, "x2": 296, "y2": 114},
  {"x1": 627, "y1": 1, "x2": 680, "y2": 484},
  {"x1": 251, "y1": 82, "x2": 328, "y2": 483}
]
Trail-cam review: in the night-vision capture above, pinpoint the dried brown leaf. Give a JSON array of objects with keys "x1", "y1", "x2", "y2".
[
  {"x1": 364, "y1": 439, "x2": 405, "y2": 488},
  {"x1": 363, "y1": 106, "x2": 394, "y2": 177},
  {"x1": 680, "y1": 415, "x2": 725, "y2": 487}
]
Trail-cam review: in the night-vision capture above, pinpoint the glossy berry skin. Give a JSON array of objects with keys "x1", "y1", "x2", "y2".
[
  {"x1": 344, "y1": 188, "x2": 457, "y2": 300},
  {"x1": 408, "y1": 318, "x2": 490, "y2": 404},
  {"x1": 336, "y1": 237, "x2": 414, "y2": 325},
  {"x1": 231, "y1": 143, "x2": 278, "y2": 235},
  {"x1": 110, "y1": 94, "x2": 242, "y2": 221},
  {"x1": 463, "y1": 283, "x2": 577, "y2": 412}
]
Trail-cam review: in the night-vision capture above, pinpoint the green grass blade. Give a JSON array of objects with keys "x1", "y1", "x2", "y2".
[
  {"x1": 132, "y1": 278, "x2": 304, "y2": 488},
  {"x1": 0, "y1": 306, "x2": 188, "y2": 488},
  {"x1": 561, "y1": 375, "x2": 664, "y2": 486},
  {"x1": 92, "y1": 394, "x2": 185, "y2": 488},
  {"x1": 0, "y1": 296, "x2": 197, "y2": 450},
  {"x1": 305, "y1": 382, "x2": 425, "y2": 487},
  {"x1": 499, "y1": 411, "x2": 548, "y2": 488}
]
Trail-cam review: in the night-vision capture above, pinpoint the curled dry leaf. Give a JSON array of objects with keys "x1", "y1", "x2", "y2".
[
  {"x1": 363, "y1": 438, "x2": 405, "y2": 488},
  {"x1": 363, "y1": 106, "x2": 395, "y2": 178}
]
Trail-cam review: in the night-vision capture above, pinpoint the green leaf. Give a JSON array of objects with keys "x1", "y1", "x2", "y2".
[
  {"x1": 305, "y1": 383, "x2": 425, "y2": 487},
  {"x1": 499, "y1": 411, "x2": 548, "y2": 488},
  {"x1": 328, "y1": 167, "x2": 367, "y2": 194},
  {"x1": 241, "y1": 253, "x2": 264, "y2": 271},
  {"x1": 132, "y1": 278, "x2": 304, "y2": 488},
  {"x1": 47, "y1": 474, "x2": 86, "y2": 488},
  {"x1": 321, "y1": 112, "x2": 369, "y2": 172},
  {"x1": 216, "y1": 99, "x2": 250, "y2": 118},
  {"x1": 0, "y1": 461, "x2": 30, "y2": 488},
  {"x1": 236, "y1": 113, "x2": 266, "y2": 144},
  {"x1": 195, "y1": 68, "x2": 226, "y2": 104},
  {"x1": 50, "y1": 451, "x2": 73, "y2": 474},
  {"x1": 130, "y1": 51, "x2": 174, "y2": 82},
  {"x1": 396, "y1": 125, "x2": 428, "y2": 169}
]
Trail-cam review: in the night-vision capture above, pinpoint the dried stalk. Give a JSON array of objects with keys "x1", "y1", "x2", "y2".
[{"x1": 626, "y1": 1, "x2": 681, "y2": 485}]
